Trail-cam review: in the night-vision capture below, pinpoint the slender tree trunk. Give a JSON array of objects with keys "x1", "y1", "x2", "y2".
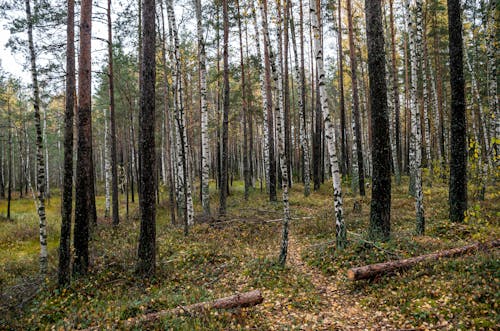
[
  {"x1": 104, "y1": 108, "x2": 111, "y2": 218},
  {"x1": 137, "y1": 0, "x2": 156, "y2": 276},
  {"x1": 310, "y1": 0, "x2": 346, "y2": 249},
  {"x1": 25, "y1": 0, "x2": 48, "y2": 274},
  {"x1": 447, "y1": 0, "x2": 467, "y2": 223},
  {"x1": 195, "y1": 0, "x2": 210, "y2": 215},
  {"x1": 347, "y1": 0, "x2": 365, "y2": 196},
  {"x1": 389, "y1": 0, "x2": 401, "y2": 184},
  {"x1": 42, "y1": 108, "x2": 49, "y2": 198},
  {"x1": 58, "y1": 0, "x2": 75, "y2": 284},
  {"x1": 236, "y1": 0, "x2": 250, "y2": 200},
  {"x1": 406, "y1": 0, "x2": 425, "y2": 234},
  {"x1": 290, "y1": 0, "x2": 311, "y2": 196},
  {"x1": 107, "y1": 0, "x2": 119, "y2": 226},
  {"x1": 219, "y1": 0, "x2": 230, "y2": 216},
  {"x1": 366, "y1": 0, "x2": 391, "y2": 241},
  {"x1": 7, "y1": 100, "x2": 12, "y2": 220},
  {"x1": 337, "y1": 0, "x2": 349, "y2": 177},
  {"x1": 260, "y1": 0, "x2": 277, "y2": 202},
  {"x1": 486, "y1": 2, "x2": 498, "y2": 163},
  {"x1": 251, "y1": 1, "x2": 270, "y2": 194}
]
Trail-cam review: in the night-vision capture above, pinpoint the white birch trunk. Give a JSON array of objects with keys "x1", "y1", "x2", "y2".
[
  {"x1": 195, "y1": 0, "x2": 210, "y2": 215},
  {"x1": 310, "y1": 0, "x2": 346, "y2": 248},
  {"x1": 407, "y1": 0, "x2": 425, "y2": 234}
]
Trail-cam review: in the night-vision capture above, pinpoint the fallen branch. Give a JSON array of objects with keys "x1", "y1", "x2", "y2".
[
  {"x1": 347, "y1": 239, "x2": 500, "y2": 281},
  {"x1": 77, "y1": 290, "x2": 263, "y2": 330}
]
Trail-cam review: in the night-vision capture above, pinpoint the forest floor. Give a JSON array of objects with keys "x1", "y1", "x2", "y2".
[{"x1": 0, "y1": 176, "x2": 498, "y2": 330}]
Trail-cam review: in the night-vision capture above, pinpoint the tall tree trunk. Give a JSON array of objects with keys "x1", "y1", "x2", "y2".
[
  {"x1": 137, "y1": 0, "x2": 156, "y2": 276},
  {"x1": 159, "y1": 0, "x2": 176, "y2": 225},
  {"x1": 389, "y1": 0, "x2": 401, "y2": 185},
  {"x1": 236, "y1": 0, "x2": 250, "y2": 200},
  {"x1": 219, "y1": 0, "x2": 230, "y2": 216},
  {"x1": 58, "y1": 0, "x2": 75, "y2": 287},
  {"x1": 251, "y1": 1, "x2": 271, "y2": 194},
  {"x1": 42, "y1": 108, "x2": 49, "y2": 198},
  {"x1": 107, "y1": 0, "x2": 119, "y2": 226},
  {"x1": 337, "y1": 0, "x2": 349, "y2": 177},
  {"x1": 260, "y1": 0, "x2": 277, "y2": 202},
  {"x1": 104, "y1": 108, "x2": 111, "y2": 218},
  {"x1": 366, "y1": 0, "x2": 391, "y2": 241},
  {"x1": 195, "y1": 0, "x2": 210, "y2": 215},
  {"x1": 275, "y1": 0, "x2": 292, "y2": 265},
  {"x1": 283, "y1": 0, "x2": 292, "y2": 188},
  {"x1": 347, "y1": 0, "x2": 365, "y2": 196},
  {"x1": 486, "y1": 2, "x2": 498, "y2": 164},
  {"x1": 7, "y1": 100, "x2": 12, "y2": 220},
  {"x1": 447, "y1": 0, "x2": 467, "y2": 223},
  {"x1": 73, "y1": 0, "x2": 92, "y2": 276},
  {"x1": 310, "y1": 0, "x2": 346, "y2": 249},
  {"x1": 406, "y1": 0, "x2": 425, "y2": 233},
  {"x1": 25, "y1": 0, "x2": 48, "y2": 274},
  {"x1": 290, "y1": 0, "x2": 311, "y2": 196}
]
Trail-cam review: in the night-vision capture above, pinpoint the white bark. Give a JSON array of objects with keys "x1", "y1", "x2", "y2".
[
  {"x1": 309, "y1": 0, "x2": 346, "y2": 248},
  {"x1": 195, "y1": 0, "x2": 210, "y2": 215},
  {"x1": 407, "y1": 0, "x2": 425, "y2": 233}
]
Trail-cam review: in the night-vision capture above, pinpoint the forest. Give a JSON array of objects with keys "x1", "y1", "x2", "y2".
[{"x1": 0, "y1": 0, "x2": 498, "y2": 329}]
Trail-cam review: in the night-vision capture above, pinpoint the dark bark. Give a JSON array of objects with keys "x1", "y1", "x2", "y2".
[
  {"x1": 347, "y1": 0, "x2": 365, "y2": 195},
  {"x1": 283, "y1": 0, "x2": 292, "y2": 188},
  {"x1": 58, "y1": 0, "x2": 75, "y2": 287},
  {"x1": 136, "y1": 0, "x2": 156, "y2": 276},
  {"x1": 219, "y1": 0, "x2": 230, "y2": 216},
  {"x1": 447, "y1": 0, "x2": 467, "y2": 222},
  {"x1": 366, "y1": 0, "x2": 391, "y2": 241},
  {"x1": 337, "y1": 0, "x2": 349, "y2": 177},
  {"x1": 107, "y1": 0, "x2": 119, "y2": 226},
  {"x1": 73, "y1": 0, "x2": 92, "y2": 276},
  {"x1": 7, "y1": 100, "x2": 12, "y2": 220}
]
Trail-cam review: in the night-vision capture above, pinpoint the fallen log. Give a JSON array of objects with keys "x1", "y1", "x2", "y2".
[
  {"x1": 77, "y1": 290, "x2": 263, "y2": 330},
  {"x1": 347, "y1": 239, "x2": 500, "y2": 281}
]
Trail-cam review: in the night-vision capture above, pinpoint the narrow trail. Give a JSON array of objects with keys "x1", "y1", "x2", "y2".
[{"x1": 267, "y1": 235, "x2": 396, "y2": 330}]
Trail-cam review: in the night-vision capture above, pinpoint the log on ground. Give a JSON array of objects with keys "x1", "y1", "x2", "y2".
[{"x1": 347, "y1": 239, "x2": 500, "y2": 281}]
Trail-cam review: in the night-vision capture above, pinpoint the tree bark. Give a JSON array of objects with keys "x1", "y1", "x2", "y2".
[
  {"x1": 219, "y1": 0, "x2": 230, "y2": 216},
  {"x1": 73, "y1": 0, "x2": 92, "y2": 276},
  {"x1": 447, "y1": 0, "x2": 467, "y2": 223},
  {"x1": 136, "y1": 0, "x2": 156, "y2": 276},
  {"x1": 107, "y1": 0, "x2": 119, "y2": 226},
  {"x1": 366, "y1": 0, "x2": 391, "y2": 241},
  {"x1": 310, "y1": 0, "x2": 346, "y2": 249},
  {"x1": 58, "y1": 0, "x2": 75, "y2": 285},
  {"x1": 347, "y1": 0, "x2": 365, "y2": 196},
  {"x1": 25, "y1": 0, "x2": 48, "y2": 274}
]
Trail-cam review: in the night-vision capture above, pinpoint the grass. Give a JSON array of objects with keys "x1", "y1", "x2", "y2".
[{"x1": 0, "y1": 175, "x2": 498, "y2": 330}]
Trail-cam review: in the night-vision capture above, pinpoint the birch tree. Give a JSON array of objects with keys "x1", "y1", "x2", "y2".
[
  {"x1": 310, "y1": 0, "x2": 346, "y2": 249},
  {"x1": 195, "y1": 0, "x2": 210, "y2": 215},
  {"x1": 25, "y1": 0, "x2": 48, "y2": 274}
]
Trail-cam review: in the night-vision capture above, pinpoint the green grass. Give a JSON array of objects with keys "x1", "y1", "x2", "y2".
[{"x1": 0, "y1": 176, "x2": 498, "y2": 330}]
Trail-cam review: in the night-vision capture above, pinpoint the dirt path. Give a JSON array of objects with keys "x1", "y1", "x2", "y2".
[{"x1": 260, "y1": 235, "x2": 396, "y2": 330}]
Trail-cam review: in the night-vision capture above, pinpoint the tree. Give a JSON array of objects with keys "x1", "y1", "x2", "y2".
[
  {"x1": 107, "y1": 0, "x2": 119, "y2": 226},
  {"x1": 366, "y1": 0, "x2": 391, "y2": 241},
  {"x1": 346, "y1": 0, "x2": 365, "y2": 196},
  {"x1": 448, "y1": 0, "x2": 467, "y2": 222},
  {"x1": 274, "y1": 0, "x2": 292, "y2": 265},
  {"x1": 219, "y1": 0, "x2": 230, "y2": 217},
  {"x1": 195, "y1": 0, "x2": 210, "y2": 215},
  {"x1": 310, "y1": 0, "x2": 346, "y2": 249},
  {"x1": 58, "y1": 0, "x2": 75, "y2": 287},
  {"x1": 73, "y1": 0, "x2": 92, "y2": 276},
  {"x1": 24, "y1": 0, "x2": 48, "y2": 274},
  {"x1": 136, "y1": 0, "x2": 156, "y2": 276}
]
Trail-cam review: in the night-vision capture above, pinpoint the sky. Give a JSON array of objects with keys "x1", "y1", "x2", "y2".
[{"x1": 0, "y1": 19, "x2": 31, "y2": 82}]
